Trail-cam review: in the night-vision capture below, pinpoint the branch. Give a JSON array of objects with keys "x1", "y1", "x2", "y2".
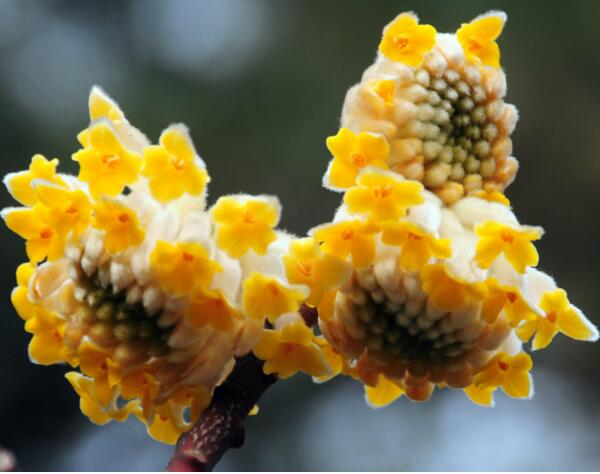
[
  {"x1": 167, "y1": 305, "x2": 318, "y2": 471},
  {"x1": 167, "y1": 353, "x2": 276, "y2": 471}
]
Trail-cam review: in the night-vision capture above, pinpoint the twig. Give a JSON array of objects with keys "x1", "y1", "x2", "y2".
[
  {"x1": 167, "y1": 305, "x2": 317, "y2": 472},
  {"x1": 167, "y1": 353, "x2": 276, "y2": 471},
  {"x1": 0, "y1": 446, "x2": 16, "y2": 472}
]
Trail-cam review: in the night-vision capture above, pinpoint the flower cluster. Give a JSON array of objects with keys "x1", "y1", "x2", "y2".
[
  {"x1": 334, "y1": 11, "x2": 517, "y2": 204},
  {"x1": 2, "y1": 87, "x2": 313, "y2": 443},
  {"x1": 309, "y1": 11, "x2": 598, "y2": 407}
]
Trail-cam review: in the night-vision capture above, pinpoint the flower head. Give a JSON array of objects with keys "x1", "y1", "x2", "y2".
[
  {"x1": 337, "y1": 10, "x2": 518, "y2": 204},
  {"x1": 379, "y1": 13, "x2": 437, "y2": 67}
]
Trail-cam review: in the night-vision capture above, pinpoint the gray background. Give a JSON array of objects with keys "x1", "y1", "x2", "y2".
[{"x1": 0, "y1": 0, "x2": 598, "y2": 470}]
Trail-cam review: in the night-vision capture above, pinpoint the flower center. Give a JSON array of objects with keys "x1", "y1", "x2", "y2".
[
  {"x1": 500, "y1": 230, "x2": 514, "y2": 243},
  {"x1": 170, "y1": 156, "x2": 186, "y2": 171},
  {"x1": 66, "y1": 205, "x2": 78, "y2": 215},
  {"x1": 374, "y1": 185, "x2": 393, "y2": 199},
  {"x1": 392, "y1": 36, "x2": 410, "y2": 49},
  {"x1": 546, "y1": 311, "x2": 557, "y2": 323},
  {"x1": 350, "y1": 152, "x2": 367, "y2": 167},
  {"x1": 340, "y1": 228, "x2": 354, "y2": 241},
  {"x1": 407, "y1": 233, "x2": 422, "y2": 241},
  {"x1": 267, "y1": 282, "x2": 280, "y2": 296},
  {"x1": 182, "y1": 252, "x2": 195, "y2": 262},
  {"x1": 101, "y1": 155, "x2": 119, "y2": 168},
  {"x1": 40, "y1": 227, "x2": 53, "y2": 240},
  {"x1": 507, "y1": 292, "x2": 518, "y2": 304},
  {"x1": 467, "y1": 38, "x2": 482, "y2": 52},
  {"x1": 297, "y1": 261, "x2": 312, "y2": 277},
  {"x1": 497, "y1": 360, "x2": 509, "y2": 371},
  {"x1": 242, "y1": 211, "x2": 256, "y2": 224},
  {"x1": 117, "y1": 212, "x2": 130, "y2": 224}
]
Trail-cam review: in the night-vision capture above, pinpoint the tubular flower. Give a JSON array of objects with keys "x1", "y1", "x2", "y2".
[
  {"x1": 456, "y1": 12, "x2": 506, "y2": 68},
  {"x1": 253, "y1": 318, "x2": 331, "y2": 379},
  {"x1": 311, "y1": 219, "x2": 378, "y2": 268},
  {"x1": 474, "y1": 220, "x2": 542, "y2": 273},
  {"x1": 378, "y1": 13, "x2": 437, "y2": 67},
  {"x1": 142, "y1": 125, "x2": 210, "y2": 203},
  {"x1": 211, "y1": 195, "x2": 281, "y2": 258},
  {"x1": 340, "y1": 11, "x2": 518, "y2": 204},
  {"x1": 324, "y1": 128, "x2": 389, "y2": 190},
  {"x1": 344, "y1": 168, "x2": 424, "y2": 222},
  {"x1": 1, "y1": 87, "x2": 323, "y2": 444}
]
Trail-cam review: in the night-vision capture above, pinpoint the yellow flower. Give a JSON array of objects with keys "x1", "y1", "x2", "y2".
[
  {"x1": 92, "y1": 199, "x2": 145, "y2": 255},
  {"x1": 517, "y1": 289, "x2": 599, "y2": 350},
  {"x1": 283, "y1": 237, "x2": 352, "y2": 306},
  {"x1": 473, "y1": 189, "x2": 511, "y2": 206},
  {"x1": 3, "y1": 206, "x2": 64, "y2": 262},
  {"x1": 475, "y1": 221, "x2": 542, "y2": 273},
  {"x1": 88, "y1": 85, "x2": 125, "y2": 122},
  {"x1": 35, "y1": 184, "x2": 92, "y2": 240},
  {"x1": 464, "y1": 383, "x2": 495, "y2": 407},
  {"x1": 380, "y1": 220, "x2": 451, "y2": 271},
  {"x1": 210, "y1": 196, "x2": 280, "y2": 258},
  {"x1": 421, "y1": 264, "x2": 484, "y2": 311},
  {"x1": 472, "y1": 351, "x2": 533, "y2": 399},
  {"x1": 253, "y1": 321, "x2": 331, "y2": 379},
  {"x1": 188, "y1": 289, "x2": 241, "y2": 332},
  {"x1": 344, "y1": 169, "x2": 424, "y2": 223},
  {"x1": 365, "y1": 375, "x2": 405, "y2": 408},
  {"x1": 11, "y1": 262, "x2": 38, "y2": 321},
  {"x1": 141, "y1": 125, "x2": 209, "y2": 203},
  {"x1": 456, "y1": 12, "x2": 506, "y2": 68},
  {"x1": 242, "y1": 272, "x2": 307, "y2": 323},
  {"x1": 24, "y1": 308, "x2": 69, "y2": 365},
  {"x1": 311, "y1": 219, "x2": 377, "y2": 268},
  {"x1": 150, "y1": 240, "x2": 222, "y2": 296},
  {"x1": 325, "y1": 128, "x2": 389, "y2": 189},
  {"x1": 482, "y1": 278, "x2": 537, "y2": 326},
  {"x1": 4, "y1": 154, "x2": 65, "y2": 206},
  {"x1": 73, "y1": 121, "x2": 143, "y2": 198},
  {"x1": 370, "y1": 79, "x2": 395, "y2": 106},
  {"x1": 378, "y1": 12, "x2": 437, "y2": 67}
]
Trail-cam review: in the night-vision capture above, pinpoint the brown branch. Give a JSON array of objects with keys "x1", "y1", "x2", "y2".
[
  {"x1": 167, "y1": 353, "x2": 277, "y2": 471},
  {"x1": 167, "y1": 305, "x2": 317, "y2": 471},
  {"x1": 0, "y1": 446, "x2": 16, "y2": 472}
]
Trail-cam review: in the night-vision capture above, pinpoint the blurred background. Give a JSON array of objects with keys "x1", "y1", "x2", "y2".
[{"x1": 0, "y1": 0, "x2": 599, "y2": 470}]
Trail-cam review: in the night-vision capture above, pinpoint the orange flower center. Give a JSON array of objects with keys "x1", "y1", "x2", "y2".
[
  {"x1": 170, "y1": 156, "x2": 186, "y2": 171},
  {"x1": 267, "y1": 282, "x2": 280, "y2": 296},
  {"x1": 350, "y1": 152, "x2": 367, "y2": 167},
  {"x1": 117, "y1": 212, "x2": 130, "y2": 224},
  {"x1": 392, "y1": 36, "x2": 410, "y2": 49},
  {"x1": 500, "y1": 230, "x2": 514, "y2": 243},
  {"x1": 182, "y1": 252, "x2": 195, "y2": 262},
  {"x1": 40, "y1": 227, "x2": 53, "y2": 239},
  {"x1": 282, "y1": 343, "x2": 296, "y2": 355},
  {"x1": 547, "y1": 311, "x2": 557, "y2": 323},
  {"x1": 506, "y1": 291, "x2": 518, "y2": 304},
  {"x1": 497, "y1": 360, "x2": 509, "y2": 371},
  {"x1": 407, "y1": 233, "x2": 422, "y2": 241},
  {"x1": 340, "y1": 228, "x2": 354, "y2": 241},
  {"x1": 242, "y1": 211, "x2": 256, "y2": 224},
  {"x1": 374, "y1": 185, "x2": 393, "y2": 199},
  {"x1": 101, "y1": 155, "x2": 119, "y2": 168},
  {"x1": 66, "y1": 205, "x2": 78, "y2": 215},
  {"x1": 297, "y1": 261, "x2": 313, "y2": 277},
  {"x1": 467, "y1": 38, "x2": 482, "y2": 52}
]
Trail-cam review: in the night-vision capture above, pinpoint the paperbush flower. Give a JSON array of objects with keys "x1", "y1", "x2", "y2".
[
  {"x1": 338, "y1": 11, "x2": 517, "y2": 204},
  {"x1": 1, "y1": 87, "x2": 322, "y2": 444},
  {"x1": 1, "y1": 9, "x2": 597, "y2": 452},
  {"x1": 313, "y1": 10, "x2": 598, "y2": 408}
]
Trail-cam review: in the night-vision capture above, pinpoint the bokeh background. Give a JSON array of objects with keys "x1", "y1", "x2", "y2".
[{"x1": 0, "y1": 0, "x2": 599, "y2": 470}]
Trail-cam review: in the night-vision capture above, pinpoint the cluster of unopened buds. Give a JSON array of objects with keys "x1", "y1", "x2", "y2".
[{"x1": 3, "y1": 10, "x2": 597, "y2": 446}]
